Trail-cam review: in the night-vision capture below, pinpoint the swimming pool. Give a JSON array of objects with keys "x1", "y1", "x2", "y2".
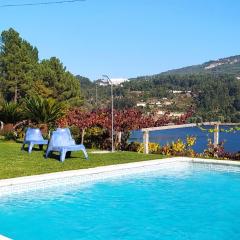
[{"x1": 1, "y1": 161, "x2": 240, "y2": 240}]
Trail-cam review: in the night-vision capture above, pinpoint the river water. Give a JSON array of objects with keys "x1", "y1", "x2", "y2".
[{"x1": 129, "y1": 126, "x2": 240, "y2": 153}]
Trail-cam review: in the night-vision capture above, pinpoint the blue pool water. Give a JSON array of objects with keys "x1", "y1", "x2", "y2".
[
  {"x1": 1, "y1": 163, "x2": 240, "y2": 239},
  {"x1": 130, "y1": 126, "x2": 240, "y2": 153}
]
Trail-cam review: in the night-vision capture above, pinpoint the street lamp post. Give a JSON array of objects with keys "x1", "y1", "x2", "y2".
[
  {"x1": 95, "y1": 83, "x2": 98, "y2": 106},
  {"x1": 102, "y1": 74, "x2": 114, "y2": 152}
]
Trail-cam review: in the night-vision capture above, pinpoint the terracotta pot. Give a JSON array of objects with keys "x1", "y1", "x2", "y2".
[
  {"x1": 3, "y1": 123, "x2": 14, "y2": 132},
  {"x1": 0, "y1": 123, "x2": 14, "y2": 135},
  {"x1": 38, "y1": 124, "x2": 49, "y2": 136}
]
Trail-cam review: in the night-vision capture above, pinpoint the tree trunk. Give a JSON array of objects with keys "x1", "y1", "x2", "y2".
[
  {"x1": 39, "y1": 124, "x2": 48, "y2": 136},
  {"x1": 81, "y1": 128, "x2": 85, "y2": 144},
  {"x1": 114, "y1": 131, "x2": 122, "y2": 150},
  {"x1": 0, "y1": 121, "x2": 3, "y2": 130},
  {"x1": 14, "y1": 84, "x2": 18, "y2": 103},
  {"x1": 117, "y1": 131, "x2": 122, "y2": 144}
]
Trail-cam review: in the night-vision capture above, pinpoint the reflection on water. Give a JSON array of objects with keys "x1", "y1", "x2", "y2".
[{"x1": 129, "y1": 126, "x2": 240, "y2": 153}]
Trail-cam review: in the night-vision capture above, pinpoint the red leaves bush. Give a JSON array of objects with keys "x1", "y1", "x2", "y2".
[
  {"x1": 57, "y1": 108, "x2": 193, "y2": 150},
  {"x1": 58, "y1": 108, "x2": 193, "y2": 131}
]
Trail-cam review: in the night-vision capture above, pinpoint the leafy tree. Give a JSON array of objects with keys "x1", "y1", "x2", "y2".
[
  {"x1": 0, "y1": 28, "x2": 38, "y2": 102},
  {"x1": 0, "y1": 28, "x2": 83, "y2": 106},
  {"x1": 113, "y1": 97, "x2": 136, "y2": 110},
  {"x1": 38, "y1": 57, "x2": 83, "y2": 105}
]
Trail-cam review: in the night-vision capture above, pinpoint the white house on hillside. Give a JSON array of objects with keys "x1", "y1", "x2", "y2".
[
  {"x1": 137, "y1": 102, "x2": 146, "y2": 107},
  {"x1": 111, "y1": 78, "x2": 128, "y2": 85}
]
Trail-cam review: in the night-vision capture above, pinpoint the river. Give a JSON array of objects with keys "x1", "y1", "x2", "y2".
[{"x1": 129, "y1": 126, "x2": 240, "y2": 153}]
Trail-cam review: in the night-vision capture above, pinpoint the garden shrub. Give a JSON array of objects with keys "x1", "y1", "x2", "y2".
[
  {"x1": 69, "y1": 125, "x2": 82, "y2": 143},
  {"x1": 84, "y1": 127, "x2": 110, "y2": 149},
  {"x1": 137, "y1": 142, "x2": 161, "y2": 154},
  {"x1": 126, "y1": 142, "x2": 142, "y2": 152},
  {"x1": 201, "y1": 139, "x2": 225, "y2": 158},
  {"x1": 0, "y1": 102, "x2": 23, "y2": 124},
  {"x1": 2, "y1": 130, "x2": 17, "y2": 141},
  {"x1": 159, "y1": 136, "x2": 197, "y2": 157},
  {"x1": 126, "y1": 136, "x2": 196, "y2": 156},
  {"x1": 24, "y1": 96, "x2": 66, "y2": 126},
  {"x1": 199, "y1": 139, "x2": 240, "y2": 160}
]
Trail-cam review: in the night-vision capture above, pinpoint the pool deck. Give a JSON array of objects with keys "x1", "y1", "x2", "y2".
[{"x1": 0, "y1": 157, "x2": 240, "y2": 197}]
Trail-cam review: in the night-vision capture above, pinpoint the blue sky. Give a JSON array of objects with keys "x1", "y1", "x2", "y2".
[{"x1": 1, "y1": 0, "x2": 240, "y2": 80}]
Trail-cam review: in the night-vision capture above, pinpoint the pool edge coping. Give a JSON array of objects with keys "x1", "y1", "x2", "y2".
[
  {"x1": 0, "y1": 158, "x2": 182, "y2": 188},
  {"x1": 0, "y1": 235, "x2": 11, "y2": 240},
  {"x1": 1, "y1": 157, "x2": 240, "y2": 189}
]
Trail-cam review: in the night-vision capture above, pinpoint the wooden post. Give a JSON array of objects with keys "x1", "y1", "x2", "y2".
[
  {"x1": 213, "y1": 124, "x2": 219, "y2": 147},
  {"x1": 143, "y1": 130, "x2": 149, "y2": 154}
]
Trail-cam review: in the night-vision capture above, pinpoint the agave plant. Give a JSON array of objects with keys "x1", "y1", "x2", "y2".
[
  {"x1": 0, "y1": 101, "x2": 23, "y2": 124},
  {"x1": 24, "y1": 96, "x2": 67, "y2": 125}
]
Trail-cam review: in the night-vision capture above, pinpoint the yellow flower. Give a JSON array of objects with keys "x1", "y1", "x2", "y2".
[
  {"x1": 186, "y1": 136, "x2": 196, "y2": 147},
  {"x1": 172, "y1": 139, "x2": 185, "y2": 152}
]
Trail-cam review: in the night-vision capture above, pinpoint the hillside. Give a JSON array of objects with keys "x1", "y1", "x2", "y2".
[
  {"x1": 79, "y1": 54, "x2": 240, "y2": 122},
  {"x1": 161, "y1": 55, "x2": 240, "y2": 76}
]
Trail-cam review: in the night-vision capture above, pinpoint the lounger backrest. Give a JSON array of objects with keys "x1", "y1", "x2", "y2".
[
  {"x1": 25, "y1": 128, "x2": 44, "y2": 141},
  {"x1": 48, "y1": 131, "x2": 74, "y2": 147},
  {"x1": 56, "y1": 128, "x2": 76, "y2": 144}
]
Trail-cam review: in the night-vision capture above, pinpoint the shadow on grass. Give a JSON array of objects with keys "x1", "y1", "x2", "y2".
[
  {"x1": 45, "y1": 152, "x2": 85, "y2": 162},
  {"x1": 21, "y1": 146, "x2": 46, "y2": 152}
]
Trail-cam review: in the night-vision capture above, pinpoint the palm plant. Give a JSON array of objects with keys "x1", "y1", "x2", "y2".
[
  {"x1": 24, "y1": 96, "x2": 67, "y2": 125},
  {"x1": 0, "y1": 101, "x2": 23, "y2": 124}
]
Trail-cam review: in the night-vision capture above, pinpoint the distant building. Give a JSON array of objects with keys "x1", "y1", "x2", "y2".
[
  {"x1": 131, "y1": 91, "x2": 143, "y2": 96},
  {"x1": 110, "y1": 78, "x2": 129, "y2": 85},
  {"x1": 156, "y1": 110, "x2": 165, "y2": 115},
  {"x1": 170, "y1": 90, "x2": 192, "y2": 94},
  {"x1": 155, "y1": 111, "x2": 184, "y2": 117},
  {"x1": 148, "y1": 101, "x2": 155, "y2": 106},
  {"x1": 169, "y1": 112, "x2": 184, "y2": 117},
  {"x1": 163, "y1": 101, "x2": 173, "y2": 106},
  {"x1": 97, "y1": 78, "x2": 128, "y2": 86},
  {"x1": 172, "y1": 90, "x2": 183, "y2": 94},
  {"x1": 136, "y1": 102, "x2": 146, "y2": 107}
]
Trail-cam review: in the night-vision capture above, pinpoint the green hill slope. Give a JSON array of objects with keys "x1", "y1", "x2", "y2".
[{"x1": 161, "y1": 55, "x2": 240, "y2": 75}]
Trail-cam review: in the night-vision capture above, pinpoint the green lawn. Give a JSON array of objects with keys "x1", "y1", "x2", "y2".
[{"x1": 0, "y1": 141, "x2": 165, "y2": 180}]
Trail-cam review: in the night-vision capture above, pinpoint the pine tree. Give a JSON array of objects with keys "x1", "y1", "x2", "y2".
[
  {"x1": 0, "y1": 28, "x2": 39, "y2": 102},
  {"x1": 0, "y1": 28, "x2": 83, "y2": 106}
]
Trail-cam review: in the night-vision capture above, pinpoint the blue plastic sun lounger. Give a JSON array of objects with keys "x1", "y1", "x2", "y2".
[
  {"x1": 21, "y1": 128, "x2": 48, "y2": 153},
  {"x1": 45, "y1": 128, "x2": 88, "y2": 162},
  {"x1": 55, "y1": 128, "x2": 76, "y2": 145}
]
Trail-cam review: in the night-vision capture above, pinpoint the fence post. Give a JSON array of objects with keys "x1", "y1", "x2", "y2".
[
  {"x1": 213, "y1": 123, "x2": 219, "y2": 147},
  {"x1": 143, "y1": 130, "x2": 149, "y2": 154}
]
